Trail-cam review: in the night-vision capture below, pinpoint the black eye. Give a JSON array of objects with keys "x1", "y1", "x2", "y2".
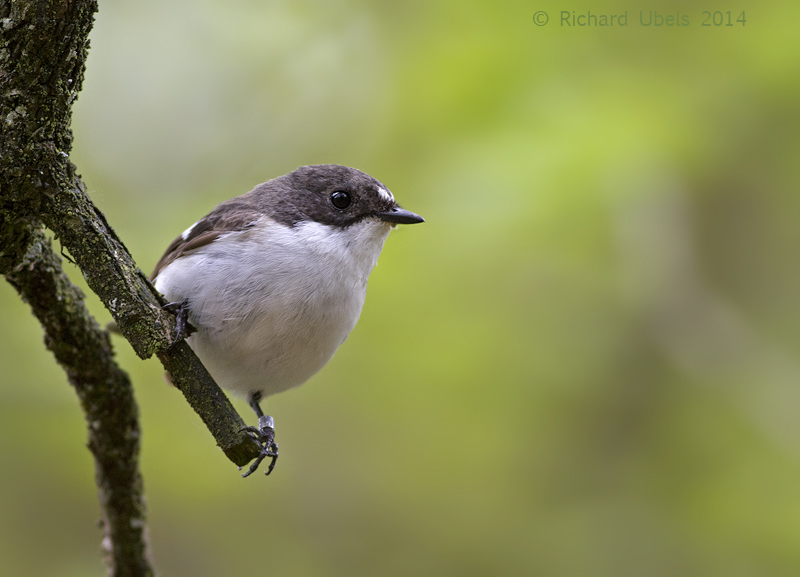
[{"x1": 330, "y1": 190, "x2": 352, "y2": 210}]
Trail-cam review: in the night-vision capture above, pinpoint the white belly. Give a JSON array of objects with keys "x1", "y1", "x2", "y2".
[{"x1": 154, "y1": 218, "x2": 390, "y2": 398}]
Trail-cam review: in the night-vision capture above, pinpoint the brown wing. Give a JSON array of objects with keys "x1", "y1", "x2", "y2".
[{"x1": 150, "y1": 200, "x2": 263, "y2": 280}]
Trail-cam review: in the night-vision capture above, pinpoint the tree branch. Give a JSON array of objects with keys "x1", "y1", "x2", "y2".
[
  {"x1": 40, "y1": 174, "x2": 262, "y2": 466},
  {"x1": 1, "y1": 0, "x2": 265, "y2": 573},
  {"x1": 1, "y1": 0, "x2": 261, "y2": 466},
  {"x1": 0, "y1": 216, "x2": 155, "y2": 577}
]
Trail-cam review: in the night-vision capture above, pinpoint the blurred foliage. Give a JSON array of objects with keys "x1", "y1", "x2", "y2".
[{"x1": 3, "y1": 0, "x2": 800, "y2": 575}]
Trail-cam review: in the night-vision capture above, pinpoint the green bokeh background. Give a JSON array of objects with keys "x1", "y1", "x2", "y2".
[{"x1": 3, "y1": 1, "x2": 800, "y2": 575}]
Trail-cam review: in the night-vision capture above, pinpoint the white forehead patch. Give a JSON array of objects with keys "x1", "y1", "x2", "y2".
[
  {"x1": 376, "y1": 186, "x2": 394, "y2": 204},
  {"x1": 181, "y1": 222, "x2": 198, "y2": 240}
]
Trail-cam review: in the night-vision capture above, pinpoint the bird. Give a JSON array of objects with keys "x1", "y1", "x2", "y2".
[{"x1": 150, "y1": 164, "x2": 424, "y2": 476}]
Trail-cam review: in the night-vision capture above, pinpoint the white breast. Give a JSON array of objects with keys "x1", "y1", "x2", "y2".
[{"x1": 155, "y1": 217, "x2": 392, "y2": 398}]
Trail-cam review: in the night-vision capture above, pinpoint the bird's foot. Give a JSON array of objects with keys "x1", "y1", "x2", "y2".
[
  {"x1": 240, "y1": 415, "x2": 279, "y2": 477},
  {"x1": 162, "y1": 299, "x2": 195, "y2": 345}
]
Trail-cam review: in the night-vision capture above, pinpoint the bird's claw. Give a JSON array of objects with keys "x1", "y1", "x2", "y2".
[
  {"x1": 162, "y1": 300, "x2": 195, "y2": 346},
  {"x1": 240, "y1": 417, "x2": 279, "y2": 477}
]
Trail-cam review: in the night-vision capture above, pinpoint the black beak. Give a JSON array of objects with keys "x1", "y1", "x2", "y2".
[{"x1": 377, "y1": 206, "x2": 425, "y2": 225}]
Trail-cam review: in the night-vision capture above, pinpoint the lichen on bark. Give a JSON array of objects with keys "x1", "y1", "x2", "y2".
[
  {"x1": 1, "y1": 0, "x2": 263, "y2": 574},
  {"x1": 1, "y1": 217, "x2": 155, "y2": 577}
]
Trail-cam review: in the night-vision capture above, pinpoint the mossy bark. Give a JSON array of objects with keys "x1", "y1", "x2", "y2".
[
  {"x1": 1, "y1": 217, "x2": 155, "y2": 577},
  {"x1": 1, "y1": 0, "x2": 263, "y2": 574}
]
